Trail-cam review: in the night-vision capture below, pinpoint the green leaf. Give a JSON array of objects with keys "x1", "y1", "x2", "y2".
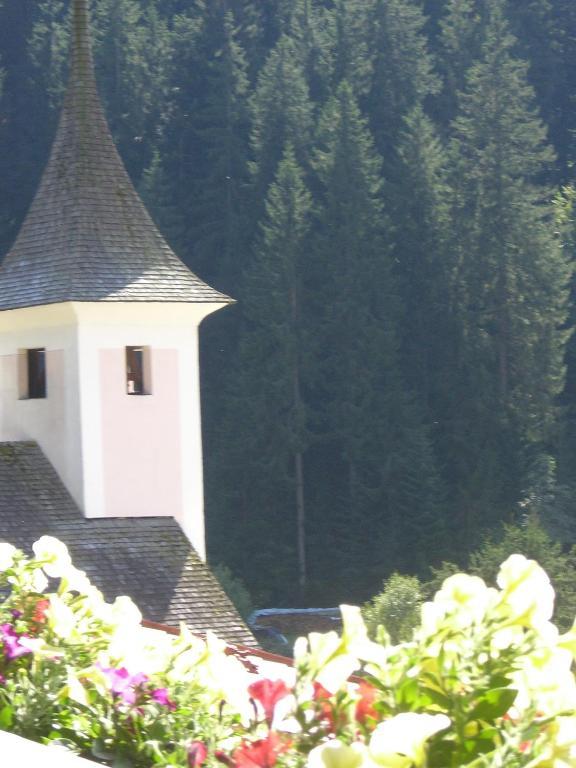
[
  {"x1": 419, "y1": 685, "x2": 451, "y2": 709},
  {"x1": 0, "y1": 705, "x2": 13, "y2": 729},
  {"x1": 469, "y1": 687, "x2": 517, "y2": 721}
]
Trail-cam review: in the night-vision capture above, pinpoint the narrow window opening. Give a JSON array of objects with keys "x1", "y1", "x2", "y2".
[
  {"x1": 27, "y1": 348, "x2": 47, "y2": 399},
  {"x1": 126, "y1": 346, "x2": 151, "y2": 395}
]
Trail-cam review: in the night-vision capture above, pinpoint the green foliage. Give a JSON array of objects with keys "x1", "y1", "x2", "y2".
[
  {"x1": 426, "y1": 516, "x2": 576, "y2": 631},
  {"x1": 1, "y1": 0, "x2": 576, "y2": 608},
  {"x1": 3, "y1": 538, "x2": 576, "y2": 767},
  {"x1": 362, "y1": 573, "x2": 422, "y2": 644},
  {"x1": 212, "y1": 563, "x2": 255, "y2": 622},
  {"x1": 443, "y1": 0, "x2": 573, "y2": 543}
]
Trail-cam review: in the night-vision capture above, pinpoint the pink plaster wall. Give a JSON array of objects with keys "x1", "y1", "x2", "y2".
[{"x1": 100, "y1": 348, "x2": 183, "y2": 520}]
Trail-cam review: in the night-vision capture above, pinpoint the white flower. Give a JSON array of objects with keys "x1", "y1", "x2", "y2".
[
  {"x1": 420, "y1": 574, "x2": 497, "y2": 636},
  {"x1": 32, "y1": 536, "x2": 72, "y2": 578},
  {"x1": 369, "y1": 713, "x2": 450, "y2": 768},
  {"x1": 63, "y1": 567, "x2": 93, "y2": 595},
  {"x1": 295, "y1": 630, "x2": 359, "y2": 693},
  {"x1": 46, "y1": 595, "x2": 77, "y2": 639},
  {"x1": 110, "y1": 595, "x2": 142, "y2": 628},
  {"x1": 308, "y1": 740, "x2": 369, "y2": 768},
  {"x1": 496, "y1": 554, "x2": 555, "y2": 628},
  {"x1": 0, "y1": 543, "x2": 16, "y2": 571}
]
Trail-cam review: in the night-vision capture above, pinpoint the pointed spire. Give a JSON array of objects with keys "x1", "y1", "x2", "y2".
[
  {"x1": 71, "y1": 0, "x2": 94, "y2": 87},
  {"x1": 0, "y1": 0, "x2": 231, "y2": 310}
]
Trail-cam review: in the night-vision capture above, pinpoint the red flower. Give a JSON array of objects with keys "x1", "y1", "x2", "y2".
[
  {"x1": 313, "y1": 681, "x2": 335, "y2": 723},
  {"x1": 248, "y1": 679, "x2": 291, "y2": 725},
  {"x1": 188, "y1": 741, "x2": 208, "y2": 768},
  {"x1": 233, "y1": 733, "x2": 290, "y2": 768},
  {"x1": 355, "y1": 680, "x2": 378, "y2": 725},
  {"x1": 312, "y1": 681, "x2": 348, "y2": 733},
  {"x1": 32, "y1": 598, "x2": 50, "y2": 626}
]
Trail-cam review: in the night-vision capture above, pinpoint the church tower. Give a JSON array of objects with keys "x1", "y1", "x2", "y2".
[{"x1": 0, "y1": 0, "x2": 231, "y2": 559}]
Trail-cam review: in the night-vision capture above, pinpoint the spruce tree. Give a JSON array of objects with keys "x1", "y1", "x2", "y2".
[
  {"x1": 328, "y1": 0, "x2": 373, "y2": 95},
  {"x1": 311, "y1": 83, "x2": 446, "y2": 593},
  {"x1": 249, "y1": 33, "x2": 314, "y2": 204},
  {"x1": 178, "y1": 7, "x2": 250, "y2": 293},
  {"x1": 210, "y1": 145, "x2": 313, "y2": 600},
  {"x1": 392, "y1": 105, "x2": 455, "y2": 422},
  {"x1": 437, "y1": 0, "x2": 486, "y2": 123},
  {"x1": 365, "y1": 0, "x2": 440, "y2": 161},
  {"x1": 91, "y1": 0, "x2": 170, "y2": 180},
  {"x1": 446, "y1": 0, "x2": 572, "y2": 541},
  {"x1": 0, "y1": 0, "x2": 54, "y2": 252}
]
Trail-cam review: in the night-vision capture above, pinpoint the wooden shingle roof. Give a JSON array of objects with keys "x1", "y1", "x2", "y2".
[
  {"x1": 0, "y1": 442, "x2": 256, "y2": 647},
  {"x1": 0, "y1": 0, "x2": 231, "y2": 310}
]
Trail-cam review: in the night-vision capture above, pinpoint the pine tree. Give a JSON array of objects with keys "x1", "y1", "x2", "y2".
[
  {"x1": 29, "y1": 0, "x2": 67, "y2": 109},
  {"x1": 446, "y1": 0, "x2": 572, "y2": 541},
  {"x1": 178, "y1": 7, "x2": 250, "y2": 293},
  {"x1": 365, "y1": 0, "x2": 440, "y2": 161},
  {"x1": 329, "y1": 0, "x2": 373, "y2": 95},
  {"x1": 210, "y1": 145, "x2": 313, "y2": 600},
  {"x1": 90, "y1": 0, "x2": 171, "y2": 181},
  {"x1": 311, "y1": 83, "x2": 446, "y2": 593},
  {"x1": 0, "y1": 0, "x2": 54, "y2": 252},
  {"x1": 437, "y1": 0, "x2": 486, "y2": 122},
  {"x1": 282, "y1": 0, "x2": 335, "y2": 103},
  {"x1": 249, "y1": 33, "x2": 314, "y2": 204},
  {"x1": 392, "y1": 105, "x2": 453, "y2": 415}
]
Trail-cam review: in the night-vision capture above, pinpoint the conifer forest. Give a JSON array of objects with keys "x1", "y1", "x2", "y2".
[{"x1": 1, "y1": 0, "x2": 576, "y2": 607}]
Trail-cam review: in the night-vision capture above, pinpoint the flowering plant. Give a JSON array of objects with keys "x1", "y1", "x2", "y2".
[{"x1": 0, "y1": 538, "x2": 575, "y2": 767}]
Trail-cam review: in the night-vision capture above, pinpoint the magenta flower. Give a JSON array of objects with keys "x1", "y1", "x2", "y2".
[
  {"x1": 0, "y1": 624, "x2": 32, "y2": 661},
  {"x1": 188, "y1": 741, "x2": 208, "y2": 768},
  {"x1": 151, "y1": 687, "x2": 176, "y2": 710},
  {"x1": 98, "y1": 664, "x2": 148, "y2": 704}
]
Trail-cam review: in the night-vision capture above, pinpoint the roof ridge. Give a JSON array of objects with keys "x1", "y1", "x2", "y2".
[{"x1": 0, "y1": 0, "x2": 232, "y2": 310}]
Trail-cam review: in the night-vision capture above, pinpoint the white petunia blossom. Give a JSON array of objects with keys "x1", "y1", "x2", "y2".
[
  {"x1": 496, "y1": 554, "x2": 555, "y2": 628},
  {"x1": 308, "y1": 740, "x2": 370, "y2": 768},
  {"x1": 0, "y1": 542, "x2": 16, "y2": 571},
  {"x1": 32, "y1": 536, "x2": 72, "y2": 578},
  {"x1": 369, "y1": 713, "x2": 450, "y2": 768}
]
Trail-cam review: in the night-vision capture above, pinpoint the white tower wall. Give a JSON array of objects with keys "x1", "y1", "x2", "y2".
[{"x1": 0, "y1": 301, "x2": 220, "y2": 560}]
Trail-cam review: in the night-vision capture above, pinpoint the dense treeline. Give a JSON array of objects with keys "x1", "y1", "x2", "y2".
[{"x1": 0, "y1": 0, "x2": 575, "y2": 606}]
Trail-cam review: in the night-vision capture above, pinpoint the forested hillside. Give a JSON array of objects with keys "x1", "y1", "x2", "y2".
[{"x1": 0, "y1": 0, "x2": 575, "y2": 606}]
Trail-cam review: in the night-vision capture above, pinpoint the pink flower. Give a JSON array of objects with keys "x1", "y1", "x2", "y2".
[
  {"x1": 248, "y1": 679, "x2": 291, "y2": 725},
  {"x1": 188, "y1": 741, "x2": 208, "y2": 768},
  {"x1": 0, "y1": 624, "x2": 32, "y2": 661},
  {"x1": 151, "y1": 687, "x2": 176, "y2": 710},
  {"x1": 97, "y1": 664, "x2": 148, "y2": 704}
]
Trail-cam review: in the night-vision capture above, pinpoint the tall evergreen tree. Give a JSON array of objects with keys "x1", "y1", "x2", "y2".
[
  {"x1": 91, "y1": 0, "x2": 170, "y2": 180},
  {"x1": 249, "y1": 33, "x2": 314, "y2": 204},
  {"x1": 437, "y1": 0, "x2": 486, "y2": 123},
  {"x1": 0, "y1": 0, "x2": 54, "y2": 252},
  {"x1": 365, "y1": 0, "x2": 440, "y2": 162},
  {"x1": 209, "y1": 145, "x2": 313, "y2": 601},
  {"x1": 446, "y1": 0, "x2": 572, "y2": 542},
  {"x1": 392, "y1": 105, "x2": 454, "y2": 422},
  {"x1": 311, "y1": 83, "x2": 446, "y2": 594},
  {"x1": 329, "y1": 0, "x2": 373, "y2": 95}
]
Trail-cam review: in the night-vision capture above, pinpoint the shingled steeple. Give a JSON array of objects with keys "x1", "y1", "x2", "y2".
[{"x1": 0, "y1": 0, "x2": 230, "y2": 310}]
